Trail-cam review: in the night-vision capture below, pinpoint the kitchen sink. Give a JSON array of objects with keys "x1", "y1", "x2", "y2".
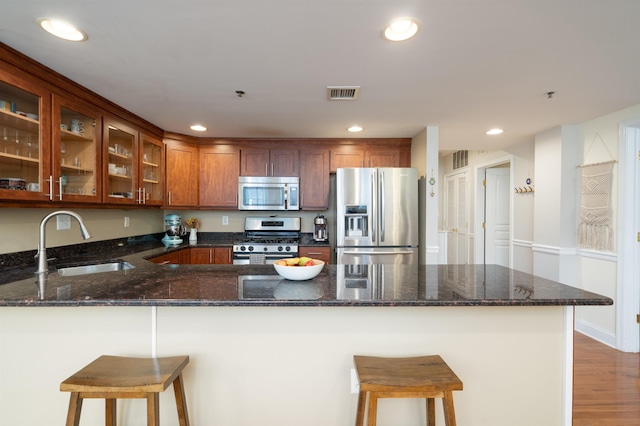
[{"x1": 56, "y1": 259, "x2": 135, "y2": 276}]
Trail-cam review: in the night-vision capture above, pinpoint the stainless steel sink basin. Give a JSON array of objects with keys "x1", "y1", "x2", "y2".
[{"x1": 56, "y1": 259, "x2": 135, "y2": 276}]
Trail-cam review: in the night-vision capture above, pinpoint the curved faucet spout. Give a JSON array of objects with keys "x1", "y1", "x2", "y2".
[{"x1": 36, "y1": 210, "x2": 93, "y2": 276}]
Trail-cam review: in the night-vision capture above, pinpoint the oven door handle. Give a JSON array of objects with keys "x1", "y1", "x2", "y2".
[{"x1": 233, "y1": 253, "x2": 296, "y2": 259}]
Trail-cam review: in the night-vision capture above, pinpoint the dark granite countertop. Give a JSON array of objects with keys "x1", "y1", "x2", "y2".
[{"x1": 0, "y1": 240, "x2": 613, "y2": 307}]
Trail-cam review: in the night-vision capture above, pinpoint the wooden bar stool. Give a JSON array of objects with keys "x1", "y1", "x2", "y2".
[
  {"x1": 354, "y1": 355, "x2": 463, "y2": 426},
  {"x1": 60, "y1": 355, "x2": 190, "y2": 426}
]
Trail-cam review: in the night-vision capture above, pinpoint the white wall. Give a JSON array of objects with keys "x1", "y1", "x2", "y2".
[{"x1": 574, "y1": 103, "x2": 640, "y2": 348}]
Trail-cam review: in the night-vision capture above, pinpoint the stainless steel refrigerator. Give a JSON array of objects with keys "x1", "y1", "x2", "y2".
[{"x1": 336, "y1": 167, "x2": 419, "y2": 265}]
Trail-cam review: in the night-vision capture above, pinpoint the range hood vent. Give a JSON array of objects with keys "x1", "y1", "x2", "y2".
[{"x1": 327, "y1": 86, "x2": 360, "y2": 100}]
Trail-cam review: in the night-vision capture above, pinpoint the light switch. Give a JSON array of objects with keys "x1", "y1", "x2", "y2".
[
  {"x1": 124, "y1": 216, "x2": 130, "y2": 227},
  {"x1": 222, "y1": 216, "x2": 229, "y2": 226}
]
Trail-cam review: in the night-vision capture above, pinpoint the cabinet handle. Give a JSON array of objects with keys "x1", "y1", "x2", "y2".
[
  {"x1": 137, "y1": 187, "x2": 146, "y2": 204},
  {"x1": 58, "y1": 177, "x2": 63, "y2": 201},
  {"x1": 271, "y1": 163, "x2": 274, "y2": 176},
  {"x1": 306, "y1": 252, "x2": 324, "y2": 255},
  {"x1": 265, "y1": 163, "x2": 268, "y2": 176},
  {"x1": 45, "y1": 176, "x2": 53, "y2": 201},
  {"x1": 209, "y1": 249, "x2": 212, "y2": 264},
  {"x1": 168, "y1": 191, "x2": 172, "y2": 205}
]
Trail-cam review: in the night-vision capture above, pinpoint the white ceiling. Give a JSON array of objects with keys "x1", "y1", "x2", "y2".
[{"x1": 1, "y1": 1, "x2": 640, "y2": 153}]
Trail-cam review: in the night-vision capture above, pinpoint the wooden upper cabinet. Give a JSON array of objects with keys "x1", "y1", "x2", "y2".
[
  {"x1": 241, "y1": 147, "x2": 298, "y2": 176},
  {"x1": 271, "y1": 149, "x2": 298, "y2": 176},
  {"x1": 103, "y1": 117, "x2": 138, "y2": 205},
  {"x1": 54, "y1": 95, "x2": 102, "y2": 204},
  {"x1": 331, "y1": 144, "x2": 410, "y2": 171},
  {"x1": 330, "y1": 147, "x2": 364, "y2": 172},
  {"x1": 300, "y1": 148, "x2": 330, "y2": 210},
  {"x1": 0, "y1": 71, "x2": 52, "y2": 202},
  {"x1": 199, "y1": 145, "x2": 239, "y2": 208},
  {"x1": 240, "y1": 148, "x2": 268, "y2": 176},
  {"x1": 165, "y1": 139, "x2": 199, "y2": 207},
  {"x1": 364, "y1": 149, "x2": 400, "y2": 168},
  {"x1": 139, "y1": 134, "x2": 164, "y2": 205}
]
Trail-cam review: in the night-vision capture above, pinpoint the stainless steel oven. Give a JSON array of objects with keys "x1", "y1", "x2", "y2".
[
  {"x1": 238, "y1": 176, "x2": 299, "y2": 211},
  {"x1": 232, "y1": 217, "x2": 300, "y2": 265}
]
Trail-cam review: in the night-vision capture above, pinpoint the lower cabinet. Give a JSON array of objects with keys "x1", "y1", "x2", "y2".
[
  {"x1": 189, "y1": 247, "x2": 232, "y2": 264},
  {"x1": 148, "y1": 247, "x2": 232, "y2": 265},
  {"x1": 299, "y1": 246, "x2": 331, "y2": 264},
  {"x1": 148, "y1": 251, "x2": 180, "y2": 265}
]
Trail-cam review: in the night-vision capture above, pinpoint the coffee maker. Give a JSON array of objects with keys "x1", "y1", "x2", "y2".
[
  {"x1": 313, "y1": 214, "x2": 328, "y2": 242},
  {"x1": 161, "y1": 214, "x2": 186, "y2": 246}
]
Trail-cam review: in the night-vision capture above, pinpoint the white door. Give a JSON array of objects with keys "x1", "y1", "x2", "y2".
[
  {"x1": 445, "y1": 172, "x2": 469, "y2": 264},
  {"x1": 484, "y1": 167, "x2": 511, "y2": 266}
]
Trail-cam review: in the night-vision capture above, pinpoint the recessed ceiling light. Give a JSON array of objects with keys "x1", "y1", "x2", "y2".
[
  {"x1": 348, "y1": 125, "x2": 363, "y2": 133},
  {"x1": 190, "y1": 124, "x2": 207, "y2": 132},
  {"x1": 486, "y1": 128, "x2": 504, "y2": 135},
  {"x1": 39, "y1": 18, "x2": 87, "y2": 41},
  {"x1": 383, "y1": 18, "x2": 420, "y2": 41}
]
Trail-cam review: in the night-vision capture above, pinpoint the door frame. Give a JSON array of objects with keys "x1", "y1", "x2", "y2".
[
  {"x1": 617, "y1": 120, "x2": 640, "y2": 352},
  {"x1": 473, "y1": 155, "x2": 514, "y2": 266}
]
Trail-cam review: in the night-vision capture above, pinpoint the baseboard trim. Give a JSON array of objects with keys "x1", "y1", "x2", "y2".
[{"x1": 575, "y1": 318, "x2": 616, "y2": 349}]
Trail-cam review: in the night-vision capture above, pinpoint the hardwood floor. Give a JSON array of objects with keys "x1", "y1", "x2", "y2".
[{"x1": 573, "y1": 332, "x2": 640, "y2": 425}]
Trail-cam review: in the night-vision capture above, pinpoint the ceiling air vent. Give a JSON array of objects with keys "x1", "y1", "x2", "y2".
[{"x1": 327, "y1": 86, "x2": 360, "y2": 100}]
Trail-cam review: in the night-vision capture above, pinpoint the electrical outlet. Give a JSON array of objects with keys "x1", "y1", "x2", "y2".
[
  {"x1": 350, "y1": 368, "x2": 360, "y2": 394},
  {"x1": 124, "y1": 216, "x2": 130, "y2": 228},
  {"x1": 222, "y1": 216, "x2": 229, "y2": 226},
  {"x1": 56, "y1": 214, "x2": 71, "y2": 230}
]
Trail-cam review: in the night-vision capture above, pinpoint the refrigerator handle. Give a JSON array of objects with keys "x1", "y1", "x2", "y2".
[
  {"x1": 380, "y1": 171, "x2": 385, "y2": 242},
  {"x1": 371, "y1": 172, "x2": 376, "y2": 242}
]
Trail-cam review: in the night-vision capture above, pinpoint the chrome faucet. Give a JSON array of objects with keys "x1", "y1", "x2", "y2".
[{"x1": 35, "y1": 210, "x2": 93, "y2": 275}]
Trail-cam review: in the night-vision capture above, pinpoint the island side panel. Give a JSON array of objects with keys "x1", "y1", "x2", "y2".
[
  {"x1": 156, "y1": 306, "x2": 566, "y2": 426},
  {"x1": 0, "y1": 306, "x2": 153, "y2": 426}
]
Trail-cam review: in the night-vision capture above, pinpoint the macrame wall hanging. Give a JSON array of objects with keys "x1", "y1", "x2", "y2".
[{"x1": 577, "y1": 133, "x2": 616, "y2": 251}]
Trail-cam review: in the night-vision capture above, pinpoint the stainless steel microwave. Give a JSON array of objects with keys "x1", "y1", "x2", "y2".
[{"x1": 238, "y1": 176, "x2": 299, "y2": 211}]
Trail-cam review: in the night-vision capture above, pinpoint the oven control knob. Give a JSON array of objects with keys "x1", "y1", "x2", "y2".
[
  {"x1": 247, "y1": 246, "x2": 253, "y2": 252},
  {"x1": 278, "y1": 246, "x2": 283, "y2": 252},
  {"x1": 263, "y1": 247, "x2": 268, "y2": 252},
  {"x1": 240, "y1": 246, "x2": 246, "y2": 251},
  {"x1": 285, "y1": 246, "x2": 291, "y2": 252}
]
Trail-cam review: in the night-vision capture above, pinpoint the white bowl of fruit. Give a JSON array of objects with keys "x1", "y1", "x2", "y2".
[{"x1": 273, "y1": 257, "x2": 325, "y2": 281}]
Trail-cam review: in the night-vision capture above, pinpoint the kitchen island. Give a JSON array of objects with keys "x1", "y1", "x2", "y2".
[{"x1": 0, "y1": 246, "x2": 611, "y2": 426}]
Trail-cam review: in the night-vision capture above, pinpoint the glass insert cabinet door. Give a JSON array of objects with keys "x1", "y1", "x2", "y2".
[
  {"x1": 52, "y1": 95, "x2": 101, "y2": 202},
  {"x1": 104, "y1": 118, "x2": 137, "y2": 204},
  {"x1": 140, "y1": 134, "x2": 163, "y2": 205},
  {"x1": 0, "y1": 77, "x2": 50, "y2": 201}
]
